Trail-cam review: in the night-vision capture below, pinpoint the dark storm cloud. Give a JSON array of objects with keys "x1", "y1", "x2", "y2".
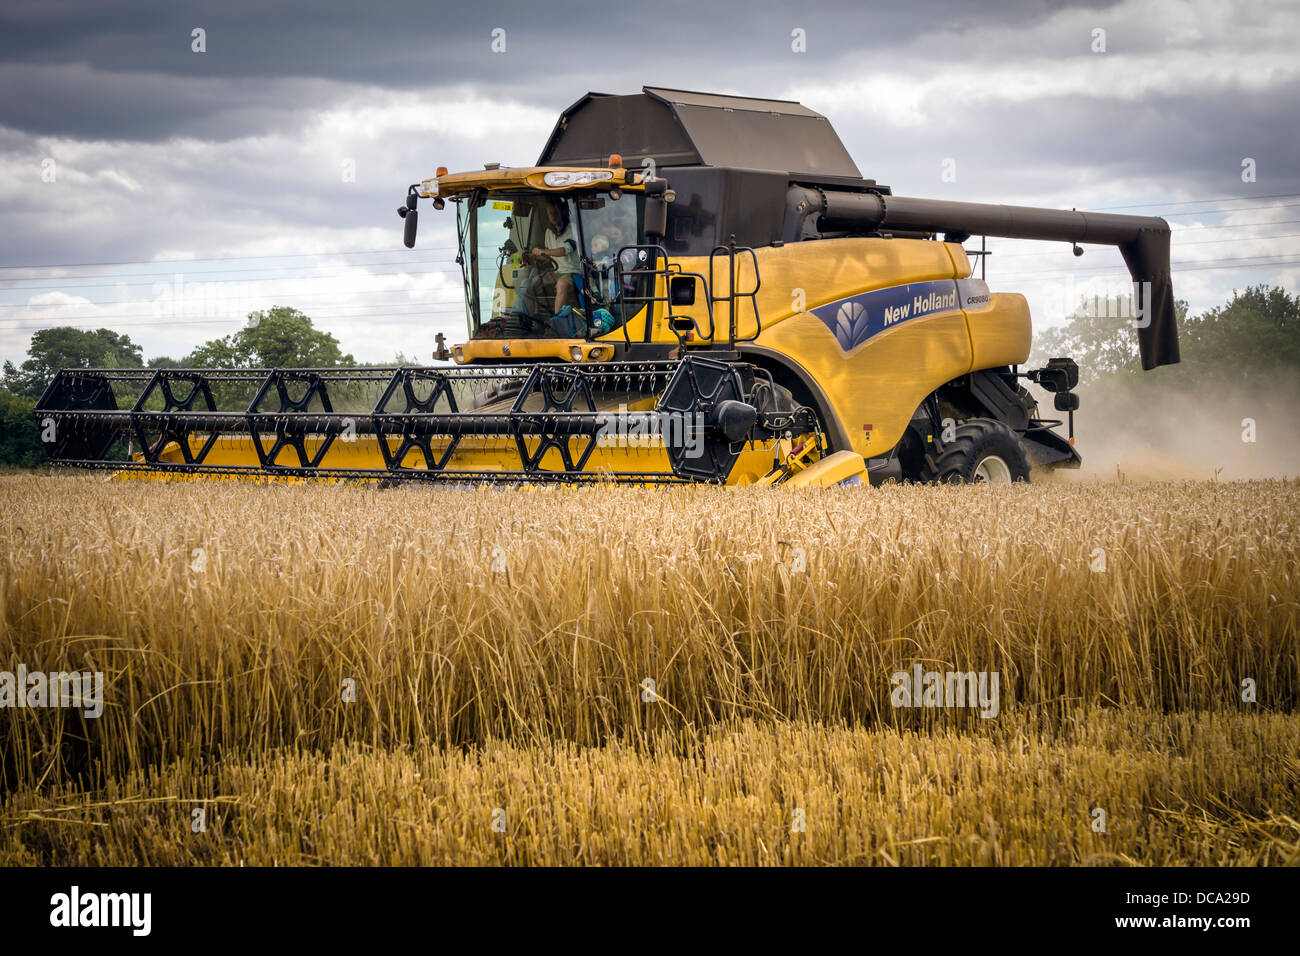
[
  {"x1": 857, "y1": 84, "x2": 1300, "y2": 204},
  {"x1": 2, "y1": 0, "x2": 1297, "y2": 367},
  {"x1": 0, "y1": 62, "x2": 337, "y2": 141},
  {"x1": 1005, "y1": 88, "x2": 1300, "y2": 199},
  {"x1": 0, "y1": 0, "x2": 1100, "y2": 141}
]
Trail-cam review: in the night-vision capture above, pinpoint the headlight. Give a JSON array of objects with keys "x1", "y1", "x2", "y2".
[
  {"x1": 453, "y1": 346, "x2": 464, "y2": 363},
  {"x1": 543, "y1": 170, "x2": 614, "y2": 188},
  {"x1": 570, "y1": 346, "x2": 584, "y2": 361}
]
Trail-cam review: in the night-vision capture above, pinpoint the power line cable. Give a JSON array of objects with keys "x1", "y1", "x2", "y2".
[
  {"x1": 0, "y1": 245, "x2": 460, "y2": 271},
  {"x1": 993, "y1": 255, "x2": 1300, "y2": 280},
  {"x1": 1094, "y1": 192, "x2": 1300, "y2": 210},
  {"x1": 0, "y1": 310, "x2": 469, "y2": 332},
  {"x1": 0, "y1": 259, "x2": 462, "y2": 290},
  {"x1": 993, "y1": 231, "x2": 1300, "y2": 259}
]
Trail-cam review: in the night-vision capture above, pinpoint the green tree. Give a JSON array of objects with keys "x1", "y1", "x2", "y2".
[
  {"x1": 2, "y1": 327, "x2": 144, "y2": 398},
  {"x1": 1175, "y1": 285, "x2": 1300, "y2": 382},
  {"x1": 1032, "y1": 285, "x2": 1296, "y2": 386},
  {"x1": 0, "y1": 390, "x2": 45, "y2": 467},
  {"x1": 185, "y1": 306, "x2": 354, "y2": 369}
]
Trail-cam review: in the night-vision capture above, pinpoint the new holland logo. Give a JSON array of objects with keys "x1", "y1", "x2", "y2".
[
  {"x1": 813, "y1": 279, "x2": 965, "y2": 352},
  {"x1": 834, "y1": 302, "x2": 867, "y2": 350}
]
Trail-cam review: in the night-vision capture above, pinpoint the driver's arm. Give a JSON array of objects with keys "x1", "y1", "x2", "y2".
[{"x1": 535, "y1": 226, "x2": 577, "y2": 261}]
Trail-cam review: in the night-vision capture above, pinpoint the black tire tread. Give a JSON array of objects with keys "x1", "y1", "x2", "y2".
[{"x1": 920, "y1": 417, "x2": 1031, "y2": 484}]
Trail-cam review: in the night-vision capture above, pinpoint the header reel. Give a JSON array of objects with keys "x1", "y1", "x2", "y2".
[{"x1": 34, "y1": 355, "x2": 822, "y2": 485}]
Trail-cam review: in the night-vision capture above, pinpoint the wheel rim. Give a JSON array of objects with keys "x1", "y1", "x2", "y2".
[{"x1": 973, "y1": 454, "x2": 1012, "y2": 484}]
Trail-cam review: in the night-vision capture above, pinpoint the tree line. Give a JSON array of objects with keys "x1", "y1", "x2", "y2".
[
  {"x1": 2, "y1": 288, "x2": 1297, "y2": 467},
  {"x1": 0, "y1": 306, "x2": 384, "y2": 467},
  {"x1": 1030, "y1": 284, "x2": 1300, "y2": 388}
]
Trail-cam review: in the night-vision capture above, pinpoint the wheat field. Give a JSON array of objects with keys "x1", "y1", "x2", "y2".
[{"x1": 1, "y1": 475, "x2": 1297, "y2": 865}]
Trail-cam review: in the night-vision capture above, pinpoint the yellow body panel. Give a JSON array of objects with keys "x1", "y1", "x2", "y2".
[
  {"x1": 757, "y1": 309, "x2": 975, "y2": 458},
  {"x1": 665, "y1": 237, "x2": 968, "y2": 343},
  {"x1": 782, "y1": 450, "x2": 868, "y2": 488},
  {"x1": 966, "y1": 289, "x2": 1033, "y2": 370},
  {"x1": 632, "y1": 237, "x2": 1032, "y2": 460},
  {"x1": 132, "y1": 434, "x2": 785, "y2": 486}
]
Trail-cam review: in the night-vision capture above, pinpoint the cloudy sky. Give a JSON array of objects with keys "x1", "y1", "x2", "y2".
[{"x1": 2, "y1": 0, "x2": 1297, "y2": 367}]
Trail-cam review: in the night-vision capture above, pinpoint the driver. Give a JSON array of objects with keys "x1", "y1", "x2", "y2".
[{"x1": 531, "y1": 199, "x2": 580, "y2": 315}]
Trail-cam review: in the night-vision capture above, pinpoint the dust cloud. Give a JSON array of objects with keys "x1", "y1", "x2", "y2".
[{"x1": 1029, "y1": 377, "x2": 1300, "y2": 482}]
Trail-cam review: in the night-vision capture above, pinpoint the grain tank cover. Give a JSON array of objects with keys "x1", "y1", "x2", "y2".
[{"x1": 537, "y1": 86, "x2": 863, "y2": 180}]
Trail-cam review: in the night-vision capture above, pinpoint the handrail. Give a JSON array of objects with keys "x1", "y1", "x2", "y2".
[
  {"x1": 709, "y1": 237, "x2": 763, "y2": 349},
  {"x1": 613, "y1": 244, "x2": 716, "y2": 346}
]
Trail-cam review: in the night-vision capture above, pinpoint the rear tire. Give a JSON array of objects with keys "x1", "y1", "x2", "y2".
[{"x1": 922, "y1": 418, "x2": 1030, "y2": 484}]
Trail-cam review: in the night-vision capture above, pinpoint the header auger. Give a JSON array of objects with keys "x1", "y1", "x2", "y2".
[{"x1": 37, "y1": 86, "x2": 1178, "y2": 487}]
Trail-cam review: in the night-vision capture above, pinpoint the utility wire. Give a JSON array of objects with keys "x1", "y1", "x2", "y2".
[
  {"x1": 0, "y1": 301, "x2": 469, "y2": 326},
  {"x1": 992, "y1": 230, "x2": 1300, "y2": 259},
  {"x1": 0, "y1": 259, "x2": 462, "y2": 290},
  {"x1": 0, "y1": 245, "x2": 460, "y2": 271},
  {"x1": 0, "y1": 310, "x2": 468, "y2": 332},
  {"x1": 994, "y1": 255, "x2": 1300, "y2": 280},
  {"x1": 1094, "y1": 192, "x2": 1300, "y2": 210}
]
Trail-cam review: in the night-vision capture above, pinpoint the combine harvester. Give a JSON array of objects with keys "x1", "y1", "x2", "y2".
[{"x1": 37, "y1": 88, "x2": 1179, "y2": 487}]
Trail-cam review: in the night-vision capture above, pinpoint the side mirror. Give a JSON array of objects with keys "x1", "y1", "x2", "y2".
[
  {"x1": 1054, "y1": 392, "x2": 1080, "y2": 412},
  {"x1": 644, "y1": 178, "x2": 670, "y2": 239},
  {"x1": 645, "y1": 200, "x2": 667, "y2": 239},
  {"x1": 403, "y1": 195, "x2": 419, "y2": 249}
]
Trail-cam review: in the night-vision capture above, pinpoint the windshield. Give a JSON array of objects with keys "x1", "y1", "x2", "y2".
[{"x1": 456, "y1": 188, "x2": 646, "y2": 340}]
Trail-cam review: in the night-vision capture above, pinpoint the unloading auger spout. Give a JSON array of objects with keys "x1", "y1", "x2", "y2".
[{"x1": 808, "y1": 191, "x2": 1178, "y2": 369}]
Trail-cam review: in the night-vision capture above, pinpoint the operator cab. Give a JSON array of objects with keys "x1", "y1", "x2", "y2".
[{"x1": 456, "y1": 187, "x2": 648, "y2": 341}]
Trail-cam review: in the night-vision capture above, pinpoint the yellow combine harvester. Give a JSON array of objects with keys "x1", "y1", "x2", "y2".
[{"x1": 37, "y1": 87, "x2": 1178, "y2": 486}]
